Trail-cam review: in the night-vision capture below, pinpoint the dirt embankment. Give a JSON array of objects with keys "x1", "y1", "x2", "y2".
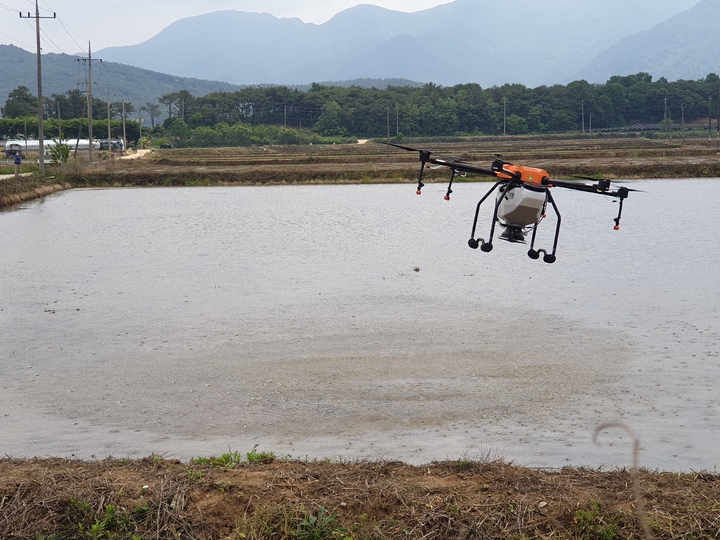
[
  {"x1": 2, "y1": 456, "x2": 719, "y2": 539},
  {"x1": 3, "y1": 137, "x2": 720, "y2": 209}
]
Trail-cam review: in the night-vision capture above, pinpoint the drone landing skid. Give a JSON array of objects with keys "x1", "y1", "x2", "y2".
[
  {"x1": 528, "y1": 248, "x2": 557, "y2": 264},
  {"x1": 468, "y1": 237, "x2": 493, "y2": 252},
  {"x1": 468, "y1": 181, "x2": 560, "y2": 264}
]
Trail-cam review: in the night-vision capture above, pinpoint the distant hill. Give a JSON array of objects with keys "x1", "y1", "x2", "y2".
[
  {"x1": 0, "y1": 44, "x2": 242, "y2": 108},
  {"x1": 94, "y1": 0, "x2": 702, "y2": 87},
  {"x1": 0, "y1": 44, "x2": 422, "y2": 112},
  {"x1": 575, "y1": 0, "x2": 720, "y2": 82}
]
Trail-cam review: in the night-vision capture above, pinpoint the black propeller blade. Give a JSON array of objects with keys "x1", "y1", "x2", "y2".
[
  {"x1": 380, "y1": 141, "x2": 473, "y2": 164},
  {"x1": 572, "y1": 176, "x2": 644, "y2": 192},
  {"x1": 381, "y1": 141, "x2": 424, "y2": 153}
]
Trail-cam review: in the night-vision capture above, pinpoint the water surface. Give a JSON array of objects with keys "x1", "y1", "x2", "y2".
[{"x1": 1, "y1": 180, "x2": 718, "y2": 470}]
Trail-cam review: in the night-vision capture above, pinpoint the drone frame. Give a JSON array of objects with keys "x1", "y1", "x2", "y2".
[{"x1": 386, "y1": 142, "x2": 631, "y2": 263}]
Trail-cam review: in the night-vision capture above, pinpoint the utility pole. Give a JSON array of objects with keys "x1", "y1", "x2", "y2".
[
  {"x1": 581, "y1": 99, "x2": 585, "y2": 134},
  {"x1": 122, "y1": 102, "x2": 127, "y2": 153},
  {"x1": 107, "y1": 87, "x2": 112, "y2": 152},
  {"x1": 20, "y1": 1, "x2": 55, "y2": 174},
  {"x1": 709, "y1": 96, "x2": 713, "y2": 146},
  {"x1": 57, "y1": 102, "x2": 62, "y2": 139},
  {"x1": 78, "y1": 43, "x2": 101, "y2": 163},
  {"x1": 681, "y1": 103, "x2": 685, "y2": 144},
  {"x1": 716, "y1": 88, "x2": 720, "y2": 148},
  {"x1": 503, "y1": 98, "x2": 507, "y2": 136},
  {"x1": 396, "y1": 101, "x2": 399, "y2": 136}
]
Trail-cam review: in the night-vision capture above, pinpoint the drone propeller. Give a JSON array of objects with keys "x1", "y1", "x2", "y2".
[
  {"x1": 381, "y1": 141, "x2": 464, "y2": 196},
  {"x1": 572, "y1": 176, "x2": 644, "y2": 192},
  {"x1": 381, "y1": 141, "x2": 425, "y2": 153},
  {"x1": 381, "y1": 141, "x2": 470, "y2": 163}
]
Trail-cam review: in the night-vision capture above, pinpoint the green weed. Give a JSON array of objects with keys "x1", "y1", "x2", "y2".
[
  {"x1": 189, "y1": 445, "x2": 275, "y2": 468},
  {"x1": 246, "y1": 444, "x2": 275, "y2": 464},
  {"x1": 190, "y1": 450, "x2": 243, "y2": 469},
  {"x1": 572, "y1": 501, "x2": 619, "y2": 540},
  {"x1": 293, "y1": 505, "x2": 350, "y2": 540}
]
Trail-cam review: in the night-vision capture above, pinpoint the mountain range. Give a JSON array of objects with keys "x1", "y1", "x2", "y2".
[
  {"x1": 94, "y1": 0, "x2": 711, "y2": 88},
  {"x1": 0, "y1": 44, "x2": 242, "y2": 112},
  {"x1": 2, "y1": 0, "x2": 717, "y2": 111}
]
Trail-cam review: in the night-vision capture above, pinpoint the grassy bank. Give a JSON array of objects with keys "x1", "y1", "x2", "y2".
[
  {"x1": 2, "y1": 454, "x2": 719, "y2": 539},
  {"x1": 2, "y1": 137, "x2": 719, "y2": 209}
]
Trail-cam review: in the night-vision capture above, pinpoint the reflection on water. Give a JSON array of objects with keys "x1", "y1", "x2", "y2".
[{"x1": 1, "y1": 180, "x2": 718, "y2": 470}]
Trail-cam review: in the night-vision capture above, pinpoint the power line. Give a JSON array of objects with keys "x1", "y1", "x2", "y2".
[
  {"x1": 18, "y1": 6, "x2": 63, "y2": 54},
  {"x1": 77, "y1": 42, "x2": 102, "y2": 163},
  {"x1": 55, "y1": 15, "x2": 84, "y2": 52},
  {"x1": 19, "y1": 0, "x2": 56, "y2": 173},
  {"x1": 0, "y1": 29, "x2": 34, "y2": 48},
  {"x1": 5, "y1": 1, "x2": 86, "y2": 56},
  {"x1": 38, "y1": 25, "x2": 63, "y2": 53}
]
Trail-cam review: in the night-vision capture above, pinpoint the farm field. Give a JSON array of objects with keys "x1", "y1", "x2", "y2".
[
  {"x1": 3, "y1": 136, "x2": 720, "y2": 208},
  {"x1": 2, "y1": 136, "x2": 719, "y2": 539}
]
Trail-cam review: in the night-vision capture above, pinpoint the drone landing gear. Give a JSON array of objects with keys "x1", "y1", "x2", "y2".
[
  {"x1": 525, "y1": 189, "x2": 561, "y2": 264},
  {"x1": 468, "y1": 237, "x2": 493, "y2": 252},
  {"x1": 467, "y1": 179, "x2": 505, "y2": 254},
  {"x1": 527, "y1": 248, "x2": 556, "y2": 264},
  {"x1": 467, "y1": 181, "x2": 563, "y2": 264}
]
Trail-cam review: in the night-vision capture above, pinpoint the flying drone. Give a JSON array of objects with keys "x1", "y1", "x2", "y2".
[{"x1": 385, "y1": 142, "x2": 637, "y2": 263}]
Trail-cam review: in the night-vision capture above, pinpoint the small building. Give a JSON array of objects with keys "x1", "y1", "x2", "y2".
[{"x1": 4, "y1": 139, "x2": 100, "y2": 157}]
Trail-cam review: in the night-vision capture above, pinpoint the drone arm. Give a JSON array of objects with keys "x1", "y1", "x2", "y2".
[
  {"x1": 415, "y1": 154, "x2": 497, "y2": 195},
  {"x1": 544, "y1": 178, "x2": 629, "y2": 199},
  {"x1": 545, "y1": 179, "x2": 630, "y2": 231},
  {"x1": 426, "y1": 156, "x2": 496, "y2": 178}
]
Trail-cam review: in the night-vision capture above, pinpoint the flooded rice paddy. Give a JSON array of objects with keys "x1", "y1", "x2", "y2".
[{"x1": 1, "y1": 180, "x2": 718, "y2": 470}]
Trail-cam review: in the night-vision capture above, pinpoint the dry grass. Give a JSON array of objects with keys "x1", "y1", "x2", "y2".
[{"x1": 1, "y1": 455, "x2": 719, "y2": 539}]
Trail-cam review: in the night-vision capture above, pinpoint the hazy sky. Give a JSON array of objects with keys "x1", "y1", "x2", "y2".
[{"x1": 0, "y1": 0, "x2": 453, "y2": 54}]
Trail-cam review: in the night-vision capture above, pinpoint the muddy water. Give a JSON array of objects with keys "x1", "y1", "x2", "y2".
[{"x1": 1, "y1": 180, "x2": 718, "y2": 470}]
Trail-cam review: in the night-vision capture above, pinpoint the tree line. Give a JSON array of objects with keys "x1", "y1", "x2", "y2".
[{"x1": 3, "y1": 72, "x2": 720, "y2": 147}]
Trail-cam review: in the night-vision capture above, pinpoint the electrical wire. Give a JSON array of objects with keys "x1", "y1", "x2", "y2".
[
  {"x1": 0, "y1": 2, "x2": 19, "y2": 12},
  {"x1": 0, "y1": 29, "x2": 34, "y2": 49},
  {"x1": 6, "y1": 0, "x2": 88, "y2": 56},
  {"x1": 55, "y1": 15, "x2": 84, "y2": 52}
]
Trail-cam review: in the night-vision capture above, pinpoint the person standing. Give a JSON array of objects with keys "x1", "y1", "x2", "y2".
[{"x1": 13, "y1": 152, "x2": 21, "y2": 178}]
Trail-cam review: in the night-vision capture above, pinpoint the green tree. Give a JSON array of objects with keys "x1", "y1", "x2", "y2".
[
  {"x1": 2, "y1": 86, "x2": 38, "y2": 118},
  {"x1": 314, "y1": 101, "x2": 348, "y2": 136},
  {"x1": 527, "y1": 105, "x2": 547, "y2": 132},
  {"x1": 49, "y1": 140, "x2": 71, "y2": 167},
  {"x1": 144, "y1": 102, "x2": 161, "y2": 129},
  {"x1": 505, "y1": 113, "x2": 529, "y2": 135}
]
